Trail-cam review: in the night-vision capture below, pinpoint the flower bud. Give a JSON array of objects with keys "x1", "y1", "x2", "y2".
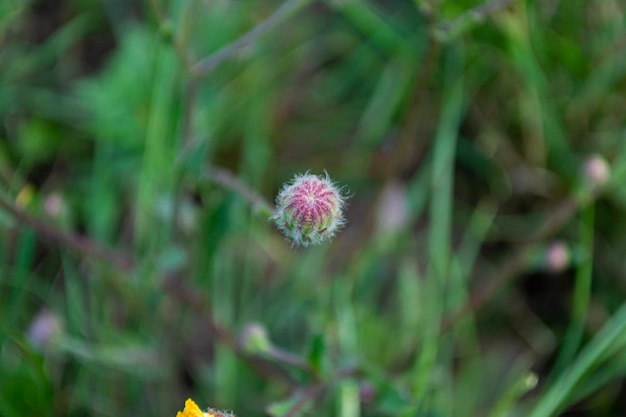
[
  {"x1": 239, "y1": 323, "x2": 272, "y2": 354},
  {"x1": 359, "y1": 381, "x2": 377, "y2": 404},
  {"x1": 524, "y1": 372, "x2": 538, "y2": 390},
  {"x1": 43, "y1": 193, "x2": 65, "y2": 217},
  {"x1": 584, "y1": 155, "x2": 610, "y2": 189},
  {"x1": 27, "y1": 309, "x2": 63, "y2": 349},
  {"x1": 546, "y1": 241, "x2": 570, "y2": 273},
  {"x1": 271, "y1": 172, "x2": 346, "y2": 247}
]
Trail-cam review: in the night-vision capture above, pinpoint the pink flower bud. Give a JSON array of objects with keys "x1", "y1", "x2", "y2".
[
  {"x1": 272, "y1": 172, "x2": 346, "y2": 247},
  {"x1": 584, "y1": 155, "x2": 610, "y2": 188},
  {"x1": 27, "y1": 309, "x2": 63, "y2": 349},
  {"x1": 546, "y1": 241, "x2": 570, "y2": 273}
]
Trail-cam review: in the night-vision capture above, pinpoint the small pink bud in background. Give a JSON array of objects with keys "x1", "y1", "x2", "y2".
[
  {"x1": 584, "y1": 155, "x2": 610, "y2": 188},
  {"x1": 272, "y1": 172, "x2": 346, "y2": 247},
  {"x1": 546, "y1": 241, "x2": 570, "y2": 273},
  {"x1": 44, "y1": 192, "x2": 65, "y2": 217},
  {"x1": 27, "y1": 309, "x2": 63, "y2": 349},
  {"x1": 359, "y1": 381, "x2": 377, "y2": 404},
  {"x1": 375, "y1": 181, "x2": 408, "y2": 236}
]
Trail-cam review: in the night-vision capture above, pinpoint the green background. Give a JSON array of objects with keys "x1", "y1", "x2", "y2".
[{"x1": 1, "y1": 0, "x2": 626, "y2": 416}]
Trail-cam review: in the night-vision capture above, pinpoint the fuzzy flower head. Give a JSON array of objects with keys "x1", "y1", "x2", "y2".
[
  {"x1": 272, "y1": 172, "x2": 346, "y2": 247},
  {"x1": 176, "y1": 399, "x2": 235, "y2": 417}
]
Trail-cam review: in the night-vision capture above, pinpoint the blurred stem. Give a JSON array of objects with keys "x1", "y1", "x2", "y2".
[
  {"x1": 204, "y1": 166, "x2": 274, "y2": 216},
  {"x1": 284, "y1": 383, "x2": 325, "y2": 417},
  {"x1": 487, "y1": 371, "x2": 538, "y2": 417},
  {"x1": 394, "y1": 33, "x2": 440, "y2": 179},
  {"x1": 147, "y1": 0, "x2": 191, "y2": 70},
  {"x1": 180, "y1": 79, "x2": 198, "y2": 148},
  {"x1": 266, "y1": 346, "x2": 313, "y2": 373},
  {"x1": 172, "y1": 78, "x2": 199, "y2": 235},
  {"x1": 282, "y1": 367, "x2": 359, "y2": 417},
  {"x1": 0, "y1": 193, "x2": 134, "y2": 270},
  {"x1": 338, "y1": 380, "x2": 360, "y2": 417},
  {"x1": 191, "y1": 0, "x2": 313, "y2": 77},
  {"x1": 549, "y1": 203, "x2": 595, "y2": 379},
  {"x1": 135, "y1": 44, "x2": 179, "y2": 248}
]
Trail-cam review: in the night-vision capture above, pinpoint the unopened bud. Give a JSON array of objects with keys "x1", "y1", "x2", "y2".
[
  {"x1": 524, "y1": 372, "x2": 538, "y2": 390},
  {"x1": 376, "y1": 181, "x2": 408, "y2": 236},
  {"x1": 359, "y1": 381, "x2": 377, "y2": 404},
  {"x1": 584, "y1": 155, "x2": 610, "y2": 189},
  {"x1": 239, "y1": 323, "x2": 272, "y2": 354},
  {"x1": 271, "y1": 172, "x2": 347, "y2": 247},
  {"x1": 27, "y1": 309, "x2": 63, "y2": 349},
  {"x1": 44, "y1": 192, "x2": 66, "y2": 218},
  {"x1": 546, "y1": 241, "x2": 570, "y2": 273}
]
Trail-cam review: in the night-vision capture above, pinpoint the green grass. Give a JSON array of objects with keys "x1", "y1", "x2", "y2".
[{"x1": 2, "y1": 1, "x2": 626, "y2": 416}]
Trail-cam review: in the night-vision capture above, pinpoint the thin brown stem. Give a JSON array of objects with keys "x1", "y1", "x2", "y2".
[
  {"x1": 204, "y1": 166, "x2": 274, "y2": 215},
  {"x1": 0, "y1": 194, "x2": 134, "y2": 270},
  {"x1": 267, "y1": 346, "x2": 314, "y2": 373},
  {"x1": 284, "y1": 384, "x2": 325, "y2": 417},
  {"x1": 191, "y1": 0, "x2": 312, "y2": 77}
]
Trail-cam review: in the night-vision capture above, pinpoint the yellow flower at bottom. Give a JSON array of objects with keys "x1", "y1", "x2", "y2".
[
  {"x1": 176, "y1": 399, "x2": 231, "y2": 417},
  {"x1": 176, "y1": 399, "x2": 211, "y2": 417}
]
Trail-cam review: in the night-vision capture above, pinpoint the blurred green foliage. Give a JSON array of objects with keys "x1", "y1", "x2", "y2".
[{"x1": 2, "y1": 0, "x2": 626, "y2": 416}]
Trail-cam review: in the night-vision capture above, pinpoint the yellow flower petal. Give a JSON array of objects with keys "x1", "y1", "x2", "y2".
[{"x1": 176, "y1": 399, "x2": 206, "y2": 417}]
